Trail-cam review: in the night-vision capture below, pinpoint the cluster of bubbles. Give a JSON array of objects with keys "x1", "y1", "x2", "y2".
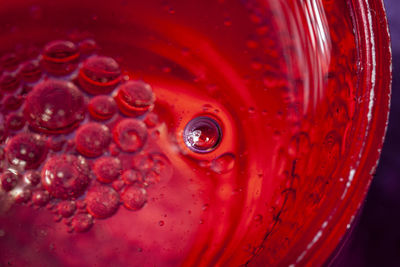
[{"x1": 0, "y1": 38, "x2": 172, "y2": 233}]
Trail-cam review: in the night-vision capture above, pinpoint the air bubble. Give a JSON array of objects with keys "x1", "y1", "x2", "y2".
[
  {"x1": 86, "y1": 185, "x2": 120, "y2": 219},
  {"x1": 0, "y1": 170, "x2": 20, "y2": 191},
  {"x1": 121, "y1": 185, "x2": 147, "y2": 211},
  {"x1": 14, "y1": 188, "x2": 32, "y2": 204},
  {"x1": 183, "y1": 116, "x2": 222, "y2": 153},
  {"x1": 58, "y1": 201, "x2": 76, "y2": 218},
  {"x1": 3, "y1": 95, "x2": 23, "y2": 111},
  {"x1": 5, "y1": 113, "x2": 25, "y2": 131},
  {"x1": 1, "y1": 52, "x2": 20, "y2": 71},
  {"x1": 122, "y1": 169, "x2": 143, "y2": 185},
  {"x1": 210, "y1": 153, "x2": 236, "y2": 174},
  {"x1": 78, "y1": 39, "x2": 98, "y2": 56},
  {"x1": 113, "y1": 119, "x2": 148, "y2": 152},
  {"x1": 6, "y1": 133, "x2": 47, "y2": 169},
  {"x1": 19, "y1": 60, "x2": 42, "y2": 83},
  {"x1": 24, "y1": 79, "x2": 86, "y2": 134},
  {"x1": 72, "y1": 213, "x2": 93, "y2": 232},
  {"x1": 88, "y1": 95, "x2": 117, "y2": 120},
  {"x1": 93, "y1": 157, "x2": 122, "y2": 183},
  {"x1": 32, "y1": 190, "x2": 50, "y2": 206},
  {"x1": 41, "y1": 155, "x2": 90, "y2": 199},
  {"x1": 41, "y1": 40, "x2": 79, "y2": 75},
  {"x1": 75, "y1": 123, "x2": 111, "y2": 158},
  {"x1": 115, "y1": 81, "x2": 155, "y2": 116},
  {"x1": 78, "y1": 55, "x2": 121, "y2": 94},
  {"x1": 144, "y1": 153, "x2": 173, "y2": 186},
  {"x1": 23, "y1": 170, "x2": 41, "y2": 185},
  {"x1": 0, "y1": 73, "x2": 20, "y2": 92}
]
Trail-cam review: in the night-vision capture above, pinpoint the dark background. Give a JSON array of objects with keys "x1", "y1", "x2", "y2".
[{"x1": 331, "y1": 1, "x2": 400, "y2": 266}]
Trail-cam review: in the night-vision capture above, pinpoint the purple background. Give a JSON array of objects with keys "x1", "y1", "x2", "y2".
[{"x1": 330, "y1": 0, "x2": 400, "y2": 266}]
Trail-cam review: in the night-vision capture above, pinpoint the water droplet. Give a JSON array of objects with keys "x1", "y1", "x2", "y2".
[
  {"x1": 41, "y1": 40, "x2": 79, "y2": 75},
  {"x1": 75, "y1": 123, "x2": 111, "y2": 158},
  {"x1": 32, "y1": 190, "x2": 50, "y2": 206},
  {"x1": 72, "y1": 213, "x2": 93, "y2": 233},
  {"x1": 210, "y1": 153, "x2": 236, "y2": 174},
  {"x1": 24, "y1": 79, "x2": 86, "y2": 134},
  {"x1": 6, "y1": 133, "x2": 47, "y2": 169},
  {"x1": 86, "y1": 185, "x2": 120, "y2": 219},
  {"x1": 115, "y1": 81, "x2": 155, "y2": 117},
  {"x1": 122, "y1": 169, "x2": 143, "y2": 185},
  {"x1": 121, "y1": 185, "x2": 147, "y2": 211},
  {"x1": 183, "y1": 116, "x2": 222, "y2": 153},
  {"x1": 79, "y1": 55, "x2": 121, "y2": 94},
  {"x1": 58, "y1": 200, "x2": 76, "y2": 218},
  {"x1": 88, "y1": 95, "x2": 117, "y2": 121},
  {"x1": 93, "y1": 157, "x2": 122, "y2": 183},
  {"x1": 19, "y1": 60, "x2": 42, "y2": 82},
  {"x1": 41, "y1": 155, "x2": 90, "y2": 199},
  {"x1": 113, "y1": 119, "x2": 148, "y2": 152},
  {"x1": 0, "y1": 170, "x2": 19, "y2": 191}
]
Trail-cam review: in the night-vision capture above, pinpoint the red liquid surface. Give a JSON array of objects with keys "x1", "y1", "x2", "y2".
[{"x1": 0, "y1": 0, "x2": 389, "y2": 266}]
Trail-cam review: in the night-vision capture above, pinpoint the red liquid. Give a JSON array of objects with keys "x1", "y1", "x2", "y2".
[{"x1": 0, "y1": 0, "x2": 391, "y2": 267}]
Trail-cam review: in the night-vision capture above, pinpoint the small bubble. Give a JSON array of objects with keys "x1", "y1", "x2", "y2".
[
  {"x1": 24, "y1": 79, "x2": 86, "y2": 134},
  {"x1": 78, "y1": 39, "x2": 98, "y2": 56},
  {"x1": 32, "y1": 190, "x2": 50, "y2": 206},
  {"x1": 41, "y1": 155, "x2": 90, "y2": 199},
  {"x1": 14, "y1": 188, "x2": 32, "y2": 204},
  {"x1": 0, "y1": 73, "x2": 20, "y2": 91},
  {"x1": 72, "y1": 213, "x2": 93, "y2": 233},
  {"x1": 6, "y1": 133, "x2": 47, "y2": 169},
  {"x1": 210, "y1": 153, "x2": 236, "y2": 174},
  {"x1": 5, "y1": 113, "x2": 25, "y2": 131},
  {"x1": 115, "y1": 81, "x2": 155, "y2": 117},
  {"x1": 122, "y1": 169, "x2": 143, "y2": 185},
  {"x1": 88, "y1": 95, "x2": 117, "y2": 121},
  {"x1": 94, "y1": 157, "x2": 122, "y2": 183},
  {"x1": 75, "y1": 123, "x2": 111, "y2": 158},
  {"x1": 0, "y1": 52, "x2": 20, "y2": 71},
  {"x1": 41, "y1": 40, "x2": 79, "y2": 75},
  {"x1": 113, "y1": 119, "x2": 148, "y2": 153},
  {"x1": 2, "y1": 95, "x2": 24, "y2": 111},
  {"x1": 0, "y1": 171, "x2": 19, "y2": 191},
  {"x1": 86, "y1": 185, "x2": 120, "y2": 219},
  {"x1": 19, "y1": 60, "x2": 42, "y2": 82},
  {"x1": 79, "y1": 55, "x2": 121, "y2": 94},
  {"x1": 121, "y1": 185, "x2": 147, "y2": 211},
  {"x1": 23, "y1": 170, "x2": 41, "y2": 185},
  {"x1": 58, "y1": 201, "x2": 76, "y2": 218}
]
